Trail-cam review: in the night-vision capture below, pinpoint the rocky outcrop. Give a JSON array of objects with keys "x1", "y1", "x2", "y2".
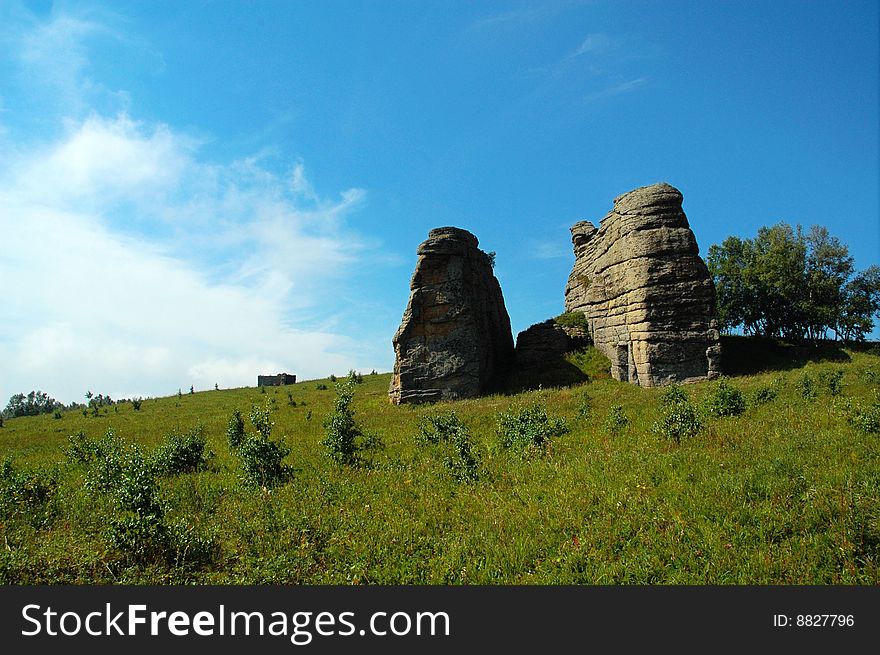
[
  {"x1": 564, "y1": 183, "x2": 721, "y2": 386},
  {"x1": 515, "y1": 319, "x2": 591, "y2": 368},
  {"x1": 390, "y1": 227, "x2": 515, "y2": 404}
]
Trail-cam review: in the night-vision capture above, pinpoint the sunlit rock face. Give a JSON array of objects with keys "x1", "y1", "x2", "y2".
[
  {"x1": 564, "y1": 183, "x2": 721, "y2": 386},
  {"x1": 390, "y1": 227, "x2": 515, "y2": 404}
]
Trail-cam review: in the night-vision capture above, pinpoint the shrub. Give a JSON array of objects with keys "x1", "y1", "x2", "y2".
[
  {"x1": 315, "y1": 383, "x2": 328, "y2": 391},
  {"x1": 417, "y1": 411, "x2": 465, "y2": 445},
  {"x1": 0, "y1": 458, "x2": 58, "y2": 528},
  {"x1": 418, "y1": 411, "x2": 480, "y2": 482},
  {"x1": 84, "y1": 436, "x2": 217, "y2": 566},
  {"x1": 132, "y1": 397, "x2": 142, "y2": 411},
  {"x1": 348, "y1": 369, "x2": 364, "y2": 384},
  {"x1": 848, "y1": 392, "x2": 880, "y2": 435},
  {"x1": 250, "y1": 402, "x2": 274, "y2": 440},
  {"x1": 496, "y1": 404, "x2": 568, "y2": 456},
  {"x1": 751, "y1": 384, "x2": 778, "y2": 405},
  {"x1": 53, "y1": 410, "x2": 63, "y2": 419},
  {"x1": 229, "y1": 402, "x2": 291, "y2": 488},
  {"x1": 152, "y1": 425, "x2": 212, "y2": 475},
  {"x1": 820, "y1": 369, "x2": 844, "y2": 396},
  {"x1": 863, "y1": 366, "x2": 880, "y2": 385},
  {"x1": 238, "y1": 433, "x2": 291, "y2": 488},
  {"x1": 798, "y1": 373, "x2": 817, "y2": 400},
  {"x1": 226, "y1": 410, "x2": 246, "y2": 450},
  {"x1": 445, "y1": 429, "x2": 480, "y2": 483},
  {"x1": 66, "y1": 429, "x2": 121, "y2": 465},
  {"x1": 554, "y1": 311, "x2": 590, "y2": 331},
  {"x1": 653, "y1": 385, "x2": 702, "y2": 443},
  {"x1": 704, "y1": 378, "x2": 746, "y2": 417},
  {"x1": 576, "y1": 391, "x2": 592, "y2": 421},
  {"x1": 603, "y1": 404, "x2": 628, "y2": 434},
  {"x1": 322, "y1": 380, "x2": 371, "y2": 466}
]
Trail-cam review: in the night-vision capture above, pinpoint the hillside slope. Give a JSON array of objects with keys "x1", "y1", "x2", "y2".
[{"x1": 1, "y1": 341, "x2": 878, "y2": 584}]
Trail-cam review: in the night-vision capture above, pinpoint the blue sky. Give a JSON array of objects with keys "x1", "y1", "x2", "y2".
[{"x1": 1, "y1": 0, "x2": 878, "y2": 404}]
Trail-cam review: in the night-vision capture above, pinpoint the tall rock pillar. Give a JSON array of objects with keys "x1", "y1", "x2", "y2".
[
  {"x1": 564, "y1": 183, "x2": 722, "y2": 386},
  {"x1": 390, "y1": 227, "x2": 515, "y2": 404}
]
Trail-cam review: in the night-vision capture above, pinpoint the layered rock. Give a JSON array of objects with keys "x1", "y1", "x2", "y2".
[
  {"x1": 564, "y1": 183, "x2": 721, "y2": 386},
  {"x1": 515, "y1": 319, "x2": 591, "y2": 368},
  {"x1": 390, "y1": 227, "x2": 515, "y2": 404}
]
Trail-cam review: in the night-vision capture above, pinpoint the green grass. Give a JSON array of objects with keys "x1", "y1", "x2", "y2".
[{"x1": 1, "y1": 343, "x2": 879, "y2": 584}]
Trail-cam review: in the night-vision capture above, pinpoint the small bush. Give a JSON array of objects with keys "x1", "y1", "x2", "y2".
[
  {"x1": 653, "y1": 385, "x2": 702, "y2": 443},
  {"x1": 798, "y1": 373, "x2": 817, "y2": 400},
  {"x1": 66, "y1": 429, "x2": 122, "y2": 465},
  {"x1": 417, "y1": 411, "x2": 480, "y2": 482},
  {"x1": 417, "y1": 411, "x2": 465, "y2": 445},
  {"x1": 315, "y1": 383, "x2": 328, "y2": 391},
  {"x1": 849, "y1": 393, "x2": 880, "y2": 434},
  {"x1": 229, "y1": 402, "x2": 291, "y2": 488},
  {"x1": 322, "y1": 380, "x2": 372, "y2": 466},
  {"x1": 554, "y1": 311, "x2": 590, "y2": 331},
  {"x1": 751, "y1": 384, "x2": 778, "y2": 405},
  {"x1": 445, "y1": 430, "x2": 480, "y2": 483},
  {"x1": 0, "y1": 458, "x2": 58, "y2": 528},
  {"x1": 52, "y1": 410, "x2": 63, "y2": 419},
  {"x1": 348, "y1": 369, "x2": 364, "y2": 384},
  {"x1": 704, "y1": 378, "x2": 746, "y2": 417},
  {"x1": 84, "y1": 435, "x2": 216, "y2": 566},
  {"x1": 132, "y1": 397, "x2": 142, "y2": 411},
  {"x1": 576, "y1": 391, "x2": 592, "y2": 421},
  {"x1": 250, "y1": 402, "x2": 274, "y2": 440},
  {"x1": 226, "y1": 410, "x2": 246, "y2": 450},
  {"x1": 152, "y1": 425, "x2": 212, "y2": 475},
  {"x1": 820, "y1": 369, "x2": 844, "y2": 396},
  {"x1": 238, "y1": 433, "x2": 291, "y2": 488},
  {"x1": 496, "y1": 404, "x2": 568, "y2": 456},
  {"x1": 603, "y1": 404, "x2": 628, "y2": 434}
]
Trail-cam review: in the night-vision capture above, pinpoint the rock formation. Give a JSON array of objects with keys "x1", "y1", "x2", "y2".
[
  {"x1": 564, "y1": 182, "x2": 721, "y2": 386},
  {"x1": 390, "y1": 227, "x2": 515, "y2": 404},
  {"x1": 514, "y1": 319, "x2": 591, "y2": 369}
]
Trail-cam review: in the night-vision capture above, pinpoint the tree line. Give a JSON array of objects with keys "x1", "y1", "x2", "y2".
[{"x1": 707, "y1": 222, "x2": 880, "y2": 342}]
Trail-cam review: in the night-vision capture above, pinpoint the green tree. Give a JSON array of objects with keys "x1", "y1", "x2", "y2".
[
  {"x1": 708, "y1": 222, "x2": 874, "y2": 342},
  {"x1": 4, "y1": 391, "x2": 61, "y2": 418},
  {"x1": 839, "y1": 265, "x2": 880, "y2": 342}
]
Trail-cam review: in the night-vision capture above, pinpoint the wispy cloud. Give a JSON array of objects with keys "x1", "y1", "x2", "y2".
[
  {"x1": 0, "y1": 11, "x2": 386, "y2": 404},
  {"x1": 532, "y1": 241, "x2": 572, "y2": 260},
  {"x1": 565, "y1": 32, "x2": 613, "y2": 60},
  {"x1": 583, "y1": 77, "x2": 647, "y2": 104},
  {"x1": 466, "y1": 6, "x2": 547, "y2": 32}
]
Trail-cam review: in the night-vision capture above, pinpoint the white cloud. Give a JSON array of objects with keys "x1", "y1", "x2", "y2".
[
  {"x1": 583, "y1": 77, "x2": 647, "y2": 104},
  {"x1": 1, "y1": 121, "x2": 382, "y2": 406},
  {"x1": 0, "y1": 9, "x2": 393, "y2": 406},
  {"x1": 567, "y1": 33, "x2": 613, "y2": 59}
]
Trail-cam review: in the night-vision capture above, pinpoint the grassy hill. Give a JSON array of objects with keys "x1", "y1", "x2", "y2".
[{"x1": 1, "y1": 338, "x2": 879, "y2": 584}]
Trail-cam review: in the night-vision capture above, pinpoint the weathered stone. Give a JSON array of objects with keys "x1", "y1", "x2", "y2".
[
  {"x1": 515, "y1": 319, "x2": 591, "y2": 368},
  {"x1": 564, "y1": 183, "x2": 721, "y2": 386},
  {"x1": 257, "y1": 373, "x2": 296, "y2": 387},
  {"x1": 390, "y1": 227, "x2": 515, "y2": 403}
]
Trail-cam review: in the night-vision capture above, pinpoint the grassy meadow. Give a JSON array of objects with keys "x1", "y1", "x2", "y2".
[{"x1": 1, "y1": 338, "x2": 879, "y2": 584}]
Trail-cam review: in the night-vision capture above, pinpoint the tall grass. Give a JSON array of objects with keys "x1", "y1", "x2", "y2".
[{"x1": 1, "y1": 343, "x2": 878, "y2": 584}]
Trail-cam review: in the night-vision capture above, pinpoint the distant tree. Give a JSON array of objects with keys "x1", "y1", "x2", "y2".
[
  {"x1": 839, "y1": 265, "x2": 880, "y2": 342},
  {"x1": 708, "y1": 223, "x2": 877, "y2": 342},
  {"x1": 4, "y1": 390, "x2": 62, "y2": 418}
]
